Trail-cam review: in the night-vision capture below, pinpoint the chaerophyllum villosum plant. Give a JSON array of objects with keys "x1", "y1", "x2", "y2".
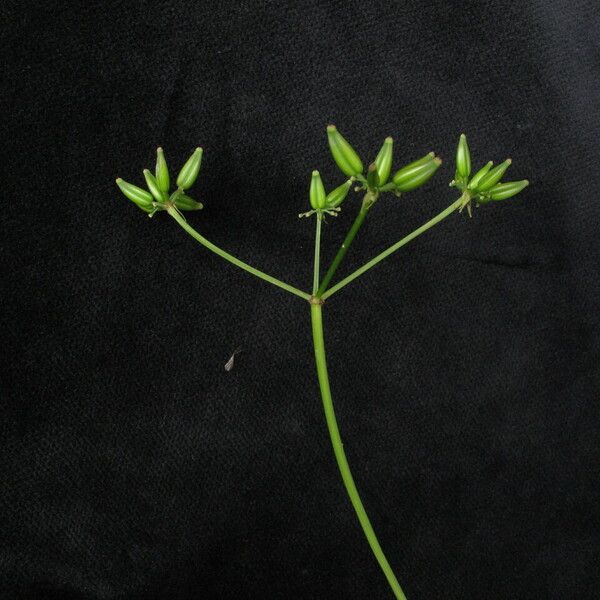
[{"x1": 116, "y1": 126, "x2": 529, "y2": 600}]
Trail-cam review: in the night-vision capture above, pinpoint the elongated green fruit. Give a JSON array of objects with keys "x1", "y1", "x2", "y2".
[
  {"x1": 486, "y1": 179, "x2": 529, "y2": 201},
  {"x1": 392, "y1": 153, "x2": 440, "y2": 191},
  {"x1": 174, "y1": 193, "x2": 204, "y2": 210},
  {"x1": 455, "y1": 133, "x2": 471, "y2": 180},
  {"x1": 395, "y1": 157, "x2": 442, "y2": 192},
  {"x1": 177, "y1": 147, "x2": 203, "y2": 190},
  {"x1": 116, "y1": 178, "x2": 154, "y2": 209},
  {"x1": 143, "y1": 169, "x2": 166, "y2": 201},
  {"x1": 468, "y1": 161, "x2": 493, "y2": 190},
  {"x1": 477, "y1": 159, "x2": 512, "y2": 191},
  {"x1": 310, "y1": 170, "x2": 327, "y2": 209},
  {"x1": 367, "y1": 162, "x2": 380, "y2": 190},
  {"x1": 374, "y1": 137, "x2": 393, "y2": 185},
  {"x1": 155, "y1": 147, "x2": 170, "y2": 193},
  {"x1": 391, "y1": 152, "x2": 435, "y2": 185},
  {"x1": 325, "y1": 179, "x2": 353, "y2": 208},
  {"x1": 327, "y1": 125, "x2": 363, "y2": 177}
]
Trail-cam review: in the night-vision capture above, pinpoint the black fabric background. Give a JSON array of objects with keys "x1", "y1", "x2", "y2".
[{"x1": 2, "y1": 1, "x2": 599, "y2": 599}]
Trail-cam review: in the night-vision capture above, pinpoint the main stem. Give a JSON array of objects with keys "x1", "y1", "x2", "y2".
[
  {"x1": 310, "y1": 303, "x2": 408, "y2": 600},
  {"x1": 321, "y1": 197, "x2": 463, "y2": 299},
  {"x1": 167, "y1": 207, "x2": 310, "y2": 301}
]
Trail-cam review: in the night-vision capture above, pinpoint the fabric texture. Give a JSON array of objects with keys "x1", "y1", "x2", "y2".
[{"x1": 1, "y1": 1, "x2": 599, "y2": 598}]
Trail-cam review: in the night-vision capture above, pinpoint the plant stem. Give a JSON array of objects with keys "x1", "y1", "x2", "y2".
[
  {"x1": 313, "y1": 213, "x2": 323, "y2": 295},
  {"x1": 317, "y1": 202, "x2": 370, "y2": 296},
  {"x1": 321, "y1": 197, "x2": 463, "y2": 300},
  {"x1": 310, "y1": 303, "x2": 408, "y2": 600},
  {"x1": 167, "y1": 207, "x2": 310, "y2": 301}
]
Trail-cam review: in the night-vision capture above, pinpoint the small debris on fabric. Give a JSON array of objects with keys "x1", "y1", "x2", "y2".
[{"x1": 224, "y1": 348, "x2": 242, "y2": 371}]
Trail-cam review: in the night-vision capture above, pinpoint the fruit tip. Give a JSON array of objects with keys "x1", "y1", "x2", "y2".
[
  {"x1": 385, "y1": 136, "x2": 393, "y2": 143},
  {"x1": 327, "y1": 124, "x2": 337, "y2": 132},
  {"x1": 312, "y1": 169, "x2": 320, "y2": 176}
]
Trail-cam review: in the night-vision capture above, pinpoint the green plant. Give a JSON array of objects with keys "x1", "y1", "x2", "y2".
[{"x1": 116, "y1": 127, "x2": 529, "y2": 599}]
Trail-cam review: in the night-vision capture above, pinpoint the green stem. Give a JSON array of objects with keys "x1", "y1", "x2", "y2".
[
  {"x1": 310, "y1": 302, "x2": 407, "y2": 600},
  {"x1": 167, "y1": 207, "x2": 310, "y2": 301},
  {"x1": 317, "y1": 201, "x2": 370, "y2": 296},
  {"x1": 312, "y1": 213, "x2": 323, "y2": 295},
  {"x1": 321, "y1": 197, "x2": 463, "y2": 300}
]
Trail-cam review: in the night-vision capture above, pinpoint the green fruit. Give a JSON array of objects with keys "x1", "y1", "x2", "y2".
[
  {"x1": 174, "y1": 193, "x2": 204, "y2": 210},
  {"x1": 325, "y1": 179, "x2": 353, "y2": 209},
  {"x1": 392, "y1": 154, "x2": 440, "y2": 192},
  {"x1": 176, "y1": 147, "x2": 203, "y2": 190},
  {"x1": 155, "y1": 147, "x2": 170, "y2": 193},
  {"x1": 327, "y1": 125, "x2": 363, "y2": 177},
  {"x1": 310, "y1": 170, "x2": 326, "y2": 210},
  {"x1": 468, "y1": 161, "x2": 493, "y2": 191},
  {"x1": 143, "y1": 169, "x2": 166, "y2": 201},
  {"x1": 455, "y1": 133, "x2": 471, "y2": 180},
  {"x1": 367, "y1": 162, "x2": 380, "y2": 190},
  {"x1": 374, "y1": 137, "x2": 393, "y2": 185},
  {"x1": 487, "y1": 180, "x2": 529, "y2": 201},
  {"x1": 116, "y1": 178, "x2": 154, "y2": 210},
  {"x1": 477, "y1": 159, "x2": 512, "y2": 191}
]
